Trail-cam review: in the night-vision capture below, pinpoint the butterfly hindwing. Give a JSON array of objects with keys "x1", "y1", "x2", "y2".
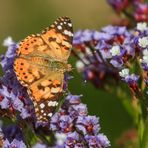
[{"x1": 28, "y1": 71, "x2": 64, "y2": 122}]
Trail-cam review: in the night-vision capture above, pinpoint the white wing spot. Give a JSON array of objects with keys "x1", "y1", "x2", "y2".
[
  {"x1": 64, "y1": 30, "x2": 73, "y2": 37},
  {"x1": 48, "y1": 101, "x2": 58, "y2": 107},
  {"x1": 48, "y1": 113, "x2": 52, "y2": 117},
  {"x1": 35, "y1": 108, "x2": 39, "y2": 112},
  {"x1": 57, "y1": 25, "x2": 62, "y2": 30},
  {"x1": 68, "y1": 23, "x2": 72, "y2": 27},
  {"x1": 33, "y1": 101, "x2": 37, "y2": 107},
  {"x1": 40, "y1": 103, "x2": 45, "y2": 109}
]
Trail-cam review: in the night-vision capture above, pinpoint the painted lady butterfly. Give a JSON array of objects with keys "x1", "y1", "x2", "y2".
[{"x1": 13, "y1": 17, "x2": 73, "y2": 122}]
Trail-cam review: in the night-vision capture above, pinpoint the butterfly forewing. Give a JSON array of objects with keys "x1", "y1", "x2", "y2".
[
  {"x1": 41, "y1": 16, "x2": 73, "y2": 62},
  {"x1": 13, "y1": 17, "x2": 73, "y2": 123}
]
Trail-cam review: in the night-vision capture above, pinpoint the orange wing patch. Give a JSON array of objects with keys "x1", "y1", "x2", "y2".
[
  {"x1": 41, "y1": 17, "x2": 73, "y2": 61},
  {"x1": 17, "y1": 35, "x2": 45, "y2": 55}
]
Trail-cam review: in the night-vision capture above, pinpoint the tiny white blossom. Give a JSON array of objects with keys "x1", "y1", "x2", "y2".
[
  {"x1": 85, "y1": 47, "x2": 92, "y2": 55},
  {"x1": 138, "y1": 37, "x2": 148, "y2": 48},
  {"x1": 3, "y1": 37, "x2": 14, "y2": 47},
  {"x1": 119, "y1": 68, "x2": 129, "y2": 78},
  {"x1": 142, "y1": 56, "x2": 148, "y2": 64},
  {"x1": 143, "y1": 49, "x2": 148, "y2": 56},
  {"x1": 55, "y1": 133, "x2": 66, "y2": 145},
  {"x1": 76, "y1": 60, "x2": 85, "y2": 72},
  {"x1": 141, "y1": 49, "x2": 148, "y2": 63},
  {"x1": 137, "y1": 22, "x2": 147, "y2": 32},
  {"x1": 110, "y1": 45, "x2": 121, "y2": 56}
]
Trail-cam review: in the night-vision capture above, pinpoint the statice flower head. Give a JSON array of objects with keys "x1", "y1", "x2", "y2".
[
  {"x1": 140, "y1": 49, "x2": 148, "y2": 71},
  {"x1": 107, "y1": 0, "x2": 148, "y2": 26},
  {"x1": 85, "y1": 134, "x2": 110, "y2": 148},
  {"x1": 0, "y1": 124, "x2": 27, "y2": 148},
  {"x1": 0, "y1": 38, "x2": 32, "y2": 120},
  {"x1": 73, "y1": 25, "x2": 133, "y2": 89},
  {"x1": 107, "y1": 0, "x2": 129, "y2": 12},
  {"x1": 120, "y1": 69, "x2": 141, "y2": 95},
  {"x1": 1, "y1": 37, "x2": 18, "y2": 72},
  {"x1": 50, "y1": 94, "x2": 110, "y2": 147},
  {"x1": 32, "y1": 143, "x2": 47, "y2": 148},
  {"x1": 76, "y1": 115, "x2": 100, "y2": 135},
  {"x1": 3, "y1": 139, "x2": 26, "y2": 148},
  {"x1": 73, "y1": 23, "x2": 148, "y2": 98},
  {"x1": 134, "y1": 3, "x2": 148, "y2": 22},
  {"x1": 0, "y1": 38, "x2": 110, "y2": 147},
  {"x1": 64, "y1": 132, "x2": 85, "y2": 147}
]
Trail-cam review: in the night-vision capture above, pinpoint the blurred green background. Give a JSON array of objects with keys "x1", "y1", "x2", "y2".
[{"x1": 0, "y1": 0, "x2": 134, "y2": 147}]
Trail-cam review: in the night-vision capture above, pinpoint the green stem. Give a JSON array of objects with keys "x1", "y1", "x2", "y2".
[
  {"x1": 116, "y1": 86, "x2": 137, "y2": 125},
  {"x1": 141, "y1": 118, "x2": 148, "y2": 148}
]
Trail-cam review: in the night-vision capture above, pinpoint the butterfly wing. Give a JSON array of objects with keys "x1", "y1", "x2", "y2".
[
  {"x1": 14, "y1": 17, "x2": 73, "y2": 123},
  {"x1": 17, "y1": 17, "x2": 73, "y2": 62},
  {"x1": 14, "y1": 57, "x2": 64, "y2": 122},
  {"x1": 41, "y1": 16, "x2": 73, "y2": 62}
]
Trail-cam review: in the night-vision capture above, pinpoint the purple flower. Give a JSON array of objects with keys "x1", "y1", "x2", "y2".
[
  {"x1": 102, "y1": 25, "x2": 129, "y2": 37},
  {"x1": 50, "y1": 94, "x2": 110, "y2": 147},
  {"x1": 73, "y1": 30, "x2": 93, "y2": 45},
  {"x1": 59, "y1": 115, "x2": 74, "y2": 133},
  {"x1": 64, "y1": 132, "x2": 85, "y2": 148},
  {"x1": 110, "y1": 59, "x2": 123, "y2": 68},
  {"x1": 124, "y1": 74, "x2": 139, "y2": 84},
  {"x1": 68, "y1": 103, "x2": 88, "y2": 119},
  {"x1": 134, "y1": 3, "x2": 148, "y2": 22},
  {"x1": 2, "y1": 125, "x2": 24, "y2": 142},
  {"x1": 73, "y1": 23, "x2": 148, "y2": 94},
  {"x1": 107, "y1": 0, "x2": 129, "y2": 12},
  {"x1": 93, "y1": 31, "x2": 113, "y2": 41},
  {"x1": 74, "y1": 26, "x2": 129, "y2": 88},
  {"x1": 65, "y1": 94, "x2": 82, "y2": 105},
  {"x1": 72, "y1": 30, "x2": 83, "y2": 45},
  {"x1": 1, "y1": 37, "x2": 18, "y2": 72},
  {"x1": 0, "y1": 38, "x2": 32, "y2": 120},
  {"x1": 50, "y1": 113, "x2": 74, "y2": 133},
  {"x1": 85, "y1": 134, "x2": 110, "y2": 148},
  {"x1": 0, "y1": 84, "x2": 31, "y2": 119},
  {"x1": 76, "y1": 116, "x2": 100, "y2": 135},
  {"x1": 3, "y1": 139, "x2": 26, "y2": 148},
  {"x1": 81, "y1": 30, "x2": 94, "y2": 42},
  {"x1": 119, "y1": 69, "x2": 140, "y2": 92},
  {"x1": 33, "y1": 143, "x2": 47, "y2": 148},
  {"x1": 140, "y1": 49, "x2": 148, "y2": 71}
]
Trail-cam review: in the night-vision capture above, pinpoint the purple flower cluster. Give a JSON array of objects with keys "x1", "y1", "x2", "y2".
[
  {"x1": 134, "y1": 3, "x2": 148, "y2": 22},
  {"x1": 0, "y1": 124, "x2": 26, "y2": 148},
  {"x1": 73, "y1": 23, "x2": 148, "y2": 96},
  {"x1": 0, "y1": 37, "x2": 32, "y2": 120},
  {"x1": 107, "y1": 0, "x2": 129, "y2": 12},
  {"x1": 50, "y1": 94, "x2": 110, "y2": 147},
  {"x1": 0, "y1": 37, "x2": 110, "y2": 147},
  {"x1": 107, "y1": 0, "x2": 148, "y2": 25}
]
